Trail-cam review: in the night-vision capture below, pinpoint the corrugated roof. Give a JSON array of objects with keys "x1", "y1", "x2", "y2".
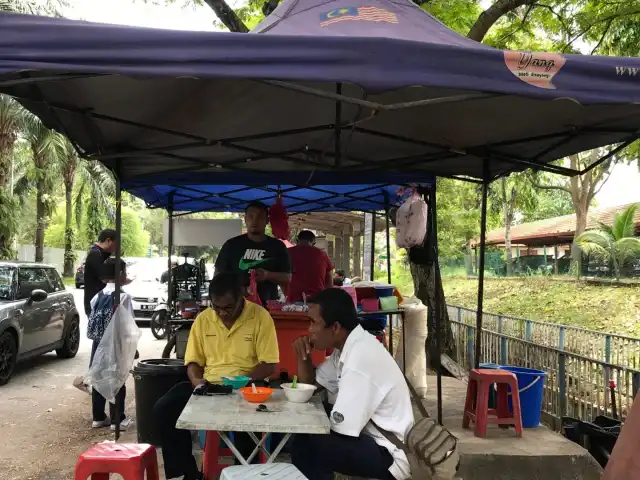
[{"x1": 477, "y1": 202, "x2": 640, "y2": 247}]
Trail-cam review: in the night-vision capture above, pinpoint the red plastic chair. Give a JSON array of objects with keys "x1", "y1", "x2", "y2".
[
  {"x1": 74, "y1": 443, "x2": 159, "y2": 480},
  {"x1": 462, "y1": 368, "x2": 523, "y2": 438},
  {"x1": 202, "y1": 431, "x2": 269, "y2": 479}
]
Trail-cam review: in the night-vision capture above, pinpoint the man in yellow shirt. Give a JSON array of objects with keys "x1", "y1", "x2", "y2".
[{"x1": 153, "y1": 272, "x2": 279, "y2": 480}]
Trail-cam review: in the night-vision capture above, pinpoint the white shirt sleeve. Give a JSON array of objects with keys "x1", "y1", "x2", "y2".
[
  {"x1": 89, "y1": 292, "x2": 100, "y2": 311},
  {"x1": 315, "y1": 350, "x2": 339, "y2": 396},
  {"x1": 330, "y1": 368, "x2": 384, "y2": 437}
]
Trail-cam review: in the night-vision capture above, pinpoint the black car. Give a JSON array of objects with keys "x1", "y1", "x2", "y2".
[{"x1": 0, "y1": 262, "x2": 81, "y2": 385}]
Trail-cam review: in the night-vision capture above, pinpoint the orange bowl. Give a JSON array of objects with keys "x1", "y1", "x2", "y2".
[{"x1": 239, "y1": 386, "x2": 273, "y2": 403}]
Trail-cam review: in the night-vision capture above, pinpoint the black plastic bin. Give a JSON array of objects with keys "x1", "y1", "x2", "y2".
[
  {"x1": 132, "y1": 359, "x2": 188, "y2": 445},
  {"x1": 561, "y1": 415, "x2": 621, "y2": 469}
]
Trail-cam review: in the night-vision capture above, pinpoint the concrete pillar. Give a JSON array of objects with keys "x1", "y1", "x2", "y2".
[
  {"x1": 327, "y1": 240, "x2": 334, "y2": 264},
  {"x1": 353, "y1": 235, "x2": 361, "y2": 277},
  {"x1": 554, "y1": 245, "x2": 559, "y2": 274},
  {"x1": 342, "y1": 235, "x2": 351, "y2": 277},
  {"x1": 334, "y1": 236, "x2": 343, "y2": 271}
]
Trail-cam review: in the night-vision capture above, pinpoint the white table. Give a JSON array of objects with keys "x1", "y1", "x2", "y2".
[{"x1": 176, "y1": 390, "x2": 330, "y2": 465}]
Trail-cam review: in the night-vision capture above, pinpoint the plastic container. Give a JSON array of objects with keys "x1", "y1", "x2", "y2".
[
  {"x1": 355, "y1": 287, "x2": 376, "y2": 300},
  {"x1": 222, "y1": 376, "x2": 251, "y2": 389},
  {"x1": 361, "y1": 298, "x2": 379, "y2": 312},
  {"x1": 239, "y1": 386, "x2": 274, "y2": 403},
  {"x1": 374, "y1": 285, "x2": 394, "y2": 298},
  {"x1": 502, "y1": 366, "x2": 547, "y2": 428},
  {"x1": 281, "y1": 383, "x2": 317, "y2": 403},
  {"x1": 359, "y1": 315, "x2": 387, "y2": 330},
  {"x1": 341, "y1": 286, "x2": 358, "y2": 308},
  {"x1": 132, "y1": 358, "x2": 188, "y2": 445},
  {"x1": 379, "y1": 296, "x2": 398, "y2": 311}
]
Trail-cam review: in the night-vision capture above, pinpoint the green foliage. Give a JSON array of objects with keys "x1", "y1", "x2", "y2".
[
  {"x1": 420, "y1": 0, "x2": 481, "y2": 35},
  {"x1": 576, "y1": 204, "x2": 640, "y2": 280},
  {"x1": 443, "y1": 276, "x2": 640, "y2": 335},
  {"x1": 120, "y1": 207, "x2": 151, "y2": 257}
]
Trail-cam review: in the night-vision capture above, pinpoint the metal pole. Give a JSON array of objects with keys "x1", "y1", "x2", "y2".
[
  {"x1": 114, "y1": 161, "x2": 122, "y2": 441},
  {"x1": 475, "y1": 159, "x2": 490, "y2": 368},
  {"x1": 370, "y1": 212, "x2": 376, "y2": 281},
  {"x1": 430, "y1": 184, "x2": 444, "y2": 425},
  {"x1": 384, "y1": 194, "x2": 393, "y2": 356},
  {"x1": 167, "y1": 193, "x2": 175, "y2": 312},
  {"x1": 334, "y1": 83, "x2": 342, "y2": 168}
]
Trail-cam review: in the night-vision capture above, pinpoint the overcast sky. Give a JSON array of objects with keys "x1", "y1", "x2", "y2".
[{"x1": 62, "y1": 0, "x2": 640, "y2": 209}]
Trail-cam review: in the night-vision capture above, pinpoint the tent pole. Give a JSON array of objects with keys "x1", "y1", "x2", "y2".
[
  {"x1": 429, "y1": 184, "x2": 444, "y2": 425},
  {"x1": 370, "y1": 212, "x2": 376, "y2": 281},
  {"x1": 384, "y1": 193, "x2": 393, "y2": 355},
  {"x1": 114, "y1": 160, "x2": 122, "y2": 441},
  {"x1": 167, "y1": 193, "x2": 175, "y2": 313},
  {"x1": 475, "y1": 159, "x2": 490, "y2": 368},
  {"x1": 334, "y1": 83, "x2": 342, "y2": 168}
]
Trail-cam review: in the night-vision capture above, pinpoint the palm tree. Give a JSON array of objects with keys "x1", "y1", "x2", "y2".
[
  {"x1": 576, "y1": 204, "x2": 640, "y2": 281},
  {"x1": 58, "y1": 138, "x2": 79, "y2": 276},
  {"x1": 0, "y1": 95, "x2": 25, "y2": 258},
  {"x1": 21, "y1": 114, "x2": 61, "y2": 262},
  {"x1": 74, "y1": 159, "x2": 116, "y2": 246}
]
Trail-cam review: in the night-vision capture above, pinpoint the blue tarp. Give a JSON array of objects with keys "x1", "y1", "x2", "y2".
[
  {"x1": 0, "y1": 2, "x2": 639, "y2": 212},
  {"x1": 132, "y1": 183, "x2": 418, "y2": 212}
]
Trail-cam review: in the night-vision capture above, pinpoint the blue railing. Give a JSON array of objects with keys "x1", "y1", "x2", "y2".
[{"x1": 447, "y1": 305, "x2": 640, "y2": 425}]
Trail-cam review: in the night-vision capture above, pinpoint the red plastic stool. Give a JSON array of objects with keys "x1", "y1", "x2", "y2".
[
  {"x1": 203, "y1": 431, "x2": 269, "y2": 479},
  {"x1": 462, "y1": 369, "x2": 523, "y2": 438},
  {"x1": 74, "y1": 443, "x2": 159, "y2": 480}
]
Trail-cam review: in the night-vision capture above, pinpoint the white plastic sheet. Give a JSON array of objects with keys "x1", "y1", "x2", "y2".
[
  {"x1": 395, "y1": 193, "x2": 428, "y2": 249},
  {"x1": 396, "y1": 296, "x2": 428, "y2": 398},
  {"x1": 85, "y1": 304, "x2": 142, "y2": 403}
]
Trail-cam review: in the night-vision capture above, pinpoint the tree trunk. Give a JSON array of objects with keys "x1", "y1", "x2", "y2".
[
  {"x1": 571, "y1": 203, "x2": 588, "y2": 276},
  {"x1": 410, "y1": 260, "x2": 457, "y2": 369},
  {"x1": 504, "y1": 221, "x2": 513, "y2": 276},
  {"x1": 202, "y1": 0, "x2": 249, "y2": 32},
  {"x1": 35, "y1": 179, "x2": 46, "y2": 263},
  {"x1": 63, "y1": 183, "x2": 75, "y2": 277},
  {"x1": 467, "y1": 0, "x2": 536, "y2": 42}
]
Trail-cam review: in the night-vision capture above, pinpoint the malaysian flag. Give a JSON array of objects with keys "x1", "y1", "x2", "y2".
[{"x1": 320, "y1": 6, "x2": 399, "y2": 27}]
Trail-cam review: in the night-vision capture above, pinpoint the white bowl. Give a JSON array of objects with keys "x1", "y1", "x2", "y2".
[{"x1": 281, "y1": 382, "x2": 317, "y2": 403}]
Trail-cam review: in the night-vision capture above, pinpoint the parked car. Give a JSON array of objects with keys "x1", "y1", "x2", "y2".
[
  {"x1": 0, "y1": 261, "x2": 80, "y2": 386},
  {"x1": 75, "y1": 263, "x2": 84, "y2": 288},
  {"x1": 125, "y1": 259, "x2": 167, "y2": 322}
]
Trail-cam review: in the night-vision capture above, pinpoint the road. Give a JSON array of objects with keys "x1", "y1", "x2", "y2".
[{"x1": 0, "y1": 288, "x2": 165, "y2": 480}]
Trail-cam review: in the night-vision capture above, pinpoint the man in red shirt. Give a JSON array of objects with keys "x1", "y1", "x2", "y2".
[{"x1": 287, "y1": 230, "x2": 334, "y2": 302}]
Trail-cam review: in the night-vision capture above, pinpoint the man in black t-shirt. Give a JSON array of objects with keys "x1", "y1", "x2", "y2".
[
  {"x1": 83, "y1": 229, "x2": 118, "y2": 316},
  {"x1": 215, "y1": 201, "x2": 291, "y2": 305}
]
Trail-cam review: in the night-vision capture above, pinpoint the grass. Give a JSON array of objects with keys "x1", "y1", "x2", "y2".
[
  {"x1": 442, "y1": 276, "x2": 640, "y2": 336},
  {"x1": 62, "y1": 276, "x2": 76, "y2": 287}
]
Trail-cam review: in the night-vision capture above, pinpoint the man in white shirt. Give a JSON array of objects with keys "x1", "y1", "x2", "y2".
[{"x1": 291, "y1": 288, "x2": 414, "y2": 480}]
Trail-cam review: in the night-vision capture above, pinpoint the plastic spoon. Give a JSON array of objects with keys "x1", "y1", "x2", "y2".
[
  {"x1": 251, "y1": 383, "x2": 258, "y2": 394},
  {"x1": 292, "y1": 375, "x2": 298, "y2": 389}
]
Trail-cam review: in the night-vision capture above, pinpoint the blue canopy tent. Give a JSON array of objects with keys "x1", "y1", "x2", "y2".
[{"x1": 1, "y1": 0, "x2": 640, "y2": 435}]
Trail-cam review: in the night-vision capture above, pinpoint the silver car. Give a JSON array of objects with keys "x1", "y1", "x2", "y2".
[{"x1": 0, "y1": 261, "x2": 80, "y2": 386}]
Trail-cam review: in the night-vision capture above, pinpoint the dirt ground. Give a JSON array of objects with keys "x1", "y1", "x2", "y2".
[{"x1": 0, "y1": 288, "x2": 165, "y2": 480}]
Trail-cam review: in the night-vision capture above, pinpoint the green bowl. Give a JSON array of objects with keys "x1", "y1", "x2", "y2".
[{"x1": 222, "y1": 376, "x2": 251, "y2": 389}]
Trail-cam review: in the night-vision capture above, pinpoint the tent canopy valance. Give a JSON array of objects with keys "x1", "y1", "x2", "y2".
[{"x1": 1, "y1": 0, "x2": 640, "y2": 195}]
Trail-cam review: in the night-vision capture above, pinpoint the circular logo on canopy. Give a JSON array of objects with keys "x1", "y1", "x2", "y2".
[
  {"x1": 504, "y1": 52, "x2": 566, "y2": 90},
  {"x1": 332, "y1": 411, "x2": 345, "y2": 424}
]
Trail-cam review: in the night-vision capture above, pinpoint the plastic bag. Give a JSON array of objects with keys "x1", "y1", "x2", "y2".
[
  {"x1": 247, "y1": 270, "x2": 263, "y2": 306},
  {"x1": 84, "y1": 304, "x2": 142, "y2": 403},
  {"x1": 396, "y1": 296, "x2": 428, "y2": 398},
  {"x1": 396, "y1": 192, "x2": 428, "y2": 249},
  {"x1": 269, "y1": 196, "x2": 290, "y2": 240}
]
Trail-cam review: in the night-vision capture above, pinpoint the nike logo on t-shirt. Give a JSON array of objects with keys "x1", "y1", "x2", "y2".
[{"x1": 239, "y1": 249, "x2": 269, "y2": 271}]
